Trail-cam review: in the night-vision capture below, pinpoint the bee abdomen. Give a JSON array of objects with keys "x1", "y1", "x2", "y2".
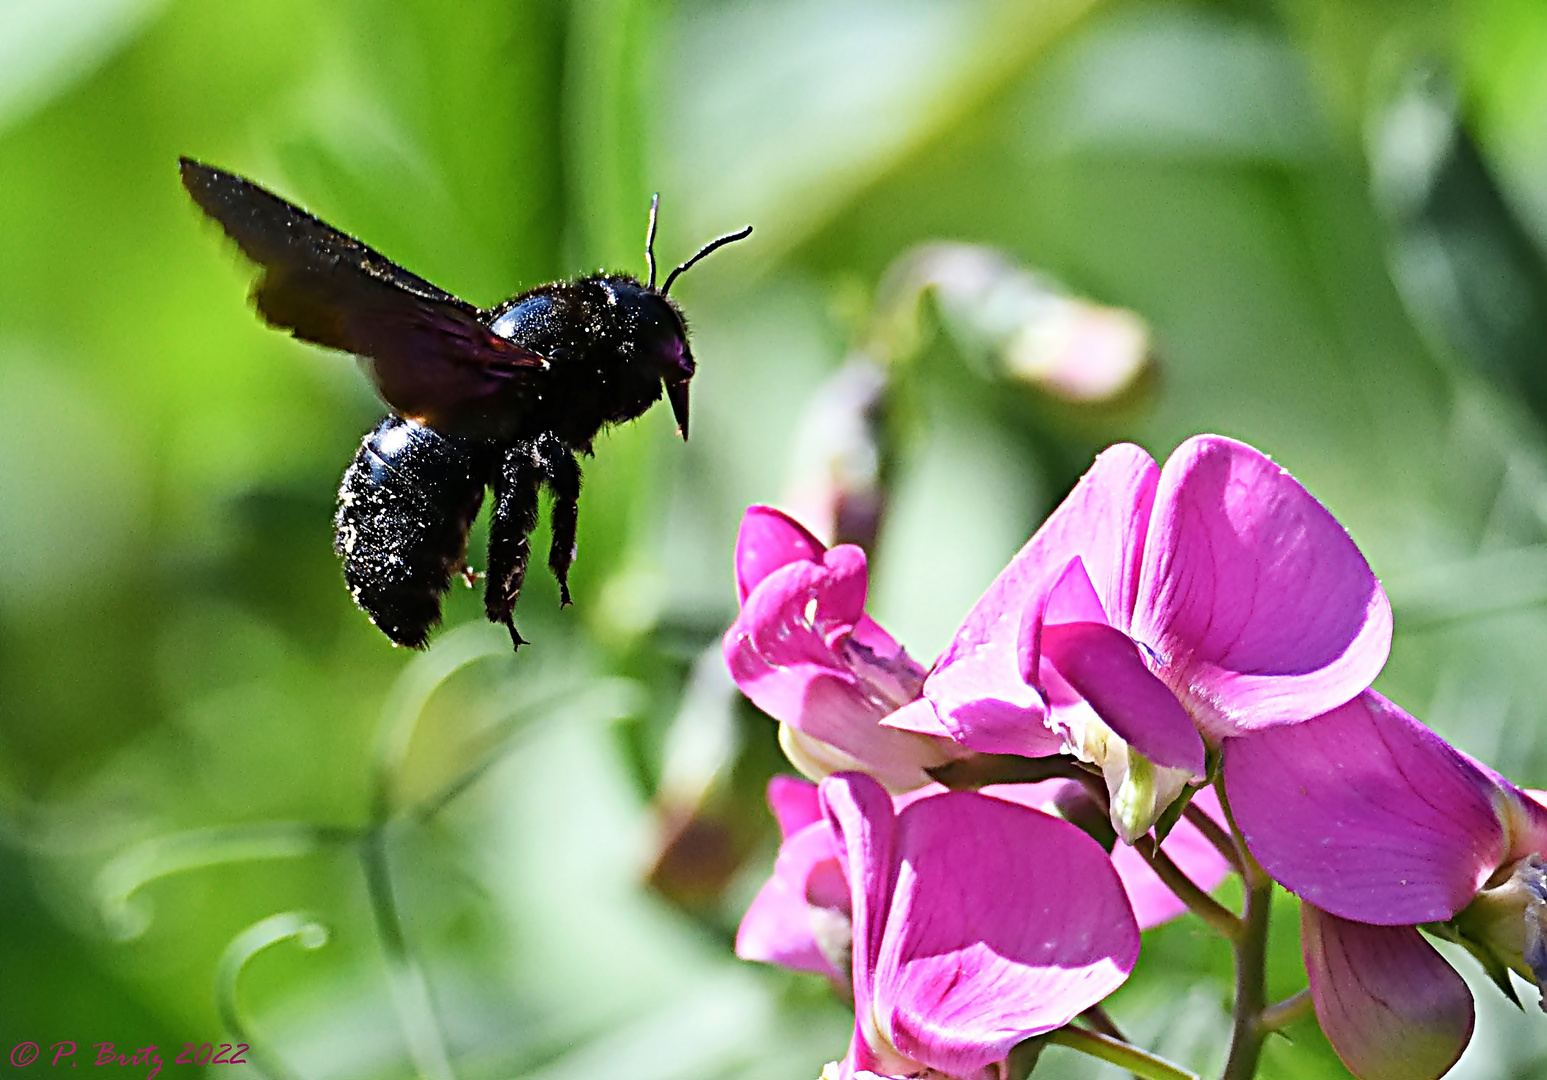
[{"x1": 335, "y1": 416, "x2": 492, "y2": 648}]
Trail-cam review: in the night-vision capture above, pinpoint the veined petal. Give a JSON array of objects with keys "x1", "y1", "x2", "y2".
[
  {"x1": 736, "y1": 505, "x2": 827, "y2": 602},
  {"x1": 1132, "y1": 436, "x2": 1392, "y2": 739},
  {"x1": 1224, "y1": 692, "x2": 1506, "y2": 924},
  {"x1": 1110, "y1": 786, "x2": 1233, "y2": 930},
  {"x1": 924, "y1": 444, "x2": 1159, "y2": 753},
  {"x1": 736, "y1": 820, "x2": 848, "y2": 983},
  {"x1": 1302, "y1": 905, "x2": 1472, "y2": 1080},
  {"x1": 1038, "y1": 621, "x2": 1205, "y2": 774},
  {"x1": 768, "y1": 775, "x2": 823, "y2": 839},
  {"x1": 873, "y1": 791, "x2": 1139, "y2": 1078},
  {"x1": 1467, "y1": 772, "x2": 1547, "y2": 869}
]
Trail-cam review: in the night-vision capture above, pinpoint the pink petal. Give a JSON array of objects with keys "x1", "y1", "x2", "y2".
[
  {"x1": 923, "y1": 444, "x2": 1159, "y2": 757},
  {"x1": 1503, "y1": 785, "x2": 1547, "y2": 866},
  {"x1": 1223, "y1": 692, "x2": 1506, "y2": 924},
  {"x1": 725, "y1": 561, "x2": 943, "y2": 790},
  {"x1": 1455, "y1": 766, "x2": 1547, "y2": 868},
  {"x1": 1131, "y1": 436, "x2": 1393, "y2": 739},
  {"x1": 768, "y1": 775, "x2": 823, "y2": 839},
  {"x1": 724, "y1": 559, "x2": 870, "y2": 730},
  {"x1": 736, "y1": 505, "x2": 827, "y2": 602},
  {"x1": 736, "y1": 821, "x2": 848, "y2": 984},
  {"x1": 819, "y1": 545, "x2": 871, "y2": 630},
  {"x1": 1015, "y1": 555, "x2": 1109, "y2": 688},
  {"x1": 880, "y1": 698, "x2": 953, "y2": 738},
  {"x1": 925, "y1": 695, "x2": 1060, "y2": 759},
  {"x1": 789, "y1": 683, "x2": 955, "y2": 793},
  {"x1": 821, "y1": 773, "x2": 901, "y2": 1031},
  {"x1": 873, "y1": 791, "x2": 1140, "y2": 1077},
  {"x1": 727, "y1": 560, "x2": 850, "y2": 685},
  {"x1": 852, "y1": 614, "x2": 909, "y2": 660},
  {"x1": 1037, "y1": 621, "x2": 1206, "y2": 774},
  {"x1": 1111, "y1": 786, "x2": 1233, "y2": 930},
  {"x1": 1302, "y1": 905, "x2": 1473, "y2": 1080}
]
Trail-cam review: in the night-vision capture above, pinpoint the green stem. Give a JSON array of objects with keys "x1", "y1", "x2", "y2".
[
  {"x1": 361, "y1": 827, "x2": 456, "y2": 1080},
  {"x1": 1216, "y1": 776, "x2": 1273, "y2": 1080},
  {"x1": 1182, "y1": 801, "x2": 1243, "y2": 876},
  {"x1": 1259, "y1": 989, "x2": 1314, "y2": 1032},
  {"x1": 1079, "y1": 1004, "x2": 1127, "y2": 1042},
  {"x1": 1133, "y1": 835, "x2": 1243, "y2": 940},
  {"x1": 1046, "y1": 1027, "x2": 1199, "y2": 1080}
]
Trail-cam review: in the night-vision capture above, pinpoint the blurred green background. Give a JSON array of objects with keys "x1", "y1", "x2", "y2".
[{"x1": 5, "y1": 0, "x2": 1547, "y2": 1077}]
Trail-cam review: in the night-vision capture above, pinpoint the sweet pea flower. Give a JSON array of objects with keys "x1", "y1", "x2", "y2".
[
  {"x1": 736, "y1": 777, "x2": 1228, "y2": 998},
  {"x1": 722, "y1": 506, "x2": 967, "y2": 791},
  {"x1": 736, "y1": 775, "x2": 852, "y2": 988},
  {"x1": 907, "y1": 436, "x2": 1392, "y2": 840},
  {"x1": 817, "y1": 771, "x2": 1139, "y2": 1080},
  {"x1": 1223, "y1": 691, "x2": 1547, "y2": 1080}
]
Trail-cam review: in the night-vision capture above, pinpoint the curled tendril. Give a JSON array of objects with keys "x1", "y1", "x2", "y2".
[
  {"x1": 95, "y1": 823, "x2": 357, "y2": 940},
  {"x1": 216, "y1": 912, "x2": 330, "y2": 1080}
]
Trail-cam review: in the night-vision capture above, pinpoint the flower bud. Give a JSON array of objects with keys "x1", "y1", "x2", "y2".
[
  {"x1": 871, "y1": 243, "x2": 1154, "y2": 404},
  {"x1": 1453, "y1": 853, "x2": 1547, "y2": 1005}
]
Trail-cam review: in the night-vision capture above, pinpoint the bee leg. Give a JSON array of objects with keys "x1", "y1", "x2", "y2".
[
  {"x1": 536, "y1": 435, "x2": 582, "y2": 607},
  {"x1": 486, "y1": 440, "x2": 542, "y2": 649}
]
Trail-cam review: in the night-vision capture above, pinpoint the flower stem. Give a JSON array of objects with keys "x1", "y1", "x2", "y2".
[
  {"x1": 1258, "y1": 989, "x2": 1314, "y2": 1032},
  {"x1": 1133, "y1": 835, "x2": 1243, "y2": 940},
  {"x1": 927, "y1": 752, "x2": 1092, "y2": 789},
  {"x1": 1183, "y1": 801, "x2": 1243, "y2": 876},
  {"x1": 1079, "y1": 1004, "x2": 1127, "y2": 1042},
  {"x1": 1216, "y1": 776, "x2": 1273, "y2": 1080},
  {"x1": 361, "y1": 827, "x2": 456, "y2": 1080},
  {"x1": 1046, "y1": 1026, "x2": 1199, "y2": 1080}
]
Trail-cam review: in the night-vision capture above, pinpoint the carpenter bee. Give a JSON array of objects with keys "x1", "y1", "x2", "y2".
[{"x1": 180, "y1": 158, "x2": 750, "y2": 650}]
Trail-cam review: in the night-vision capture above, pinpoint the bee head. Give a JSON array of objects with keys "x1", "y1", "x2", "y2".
[
  {"x1": 629, "y1": 289, "x2": 695, "y2": 440},
  {"x1": 638, "y1": 195, "x2": 753, "y2": 440}
]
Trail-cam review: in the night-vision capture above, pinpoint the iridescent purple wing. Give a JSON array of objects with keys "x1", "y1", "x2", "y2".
[{"x1": 180, "y1": 158, "x2": 545, "y2": 437}]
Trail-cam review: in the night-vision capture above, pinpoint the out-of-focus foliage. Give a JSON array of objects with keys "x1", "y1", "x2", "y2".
[{"x1": 6, "y1": 1, "x2": 1547, "y2": 1078}]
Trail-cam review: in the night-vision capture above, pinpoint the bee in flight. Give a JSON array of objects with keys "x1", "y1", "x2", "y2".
[{"x1": 180, "y1": 158, "x2": 750, "y2": 650}]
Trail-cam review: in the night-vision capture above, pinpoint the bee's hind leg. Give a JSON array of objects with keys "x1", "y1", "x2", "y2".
[
  {"x1": 486, "y1": 440, "x2": 542, "y2": 648},
  {"x1": 535, "y1": 434, "x2": 582, "y2": 607}
]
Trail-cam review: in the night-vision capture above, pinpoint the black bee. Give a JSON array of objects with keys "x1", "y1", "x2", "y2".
[{"x1": 180, "y1": 158, "x2": 750, "y2": 649}]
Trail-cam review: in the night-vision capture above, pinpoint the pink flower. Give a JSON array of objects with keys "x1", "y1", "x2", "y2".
[
  {"x1": 736, "y1": 776, "x2": 1227, "y2": 1005},
  {"x1": 912, "y1": 437, "x2": 1391, "y2": 839},
  {"x1": 1223, "y1": 691, "x2": 1547, "y2": 1080},
  {"x1": 735, "y1": 776, "x2": 851, "y2": 989},
  {"x1": 820, "y1": 771, "x2": 1139, "y2": 1080},
  {"x1": 722, "y1": 507, "x2": 966, "y2": 791}
]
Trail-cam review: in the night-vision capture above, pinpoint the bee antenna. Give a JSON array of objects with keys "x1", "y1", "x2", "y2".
[
  {"x1": 645, "y1": 193, "x2": 661, "y2": 290},
  {"x1": 662, "y1": 224, "x2": 753, "y2": 295}
]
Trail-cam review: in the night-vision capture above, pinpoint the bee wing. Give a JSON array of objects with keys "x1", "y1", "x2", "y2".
[{"x1": 180, "y1": 158, "x2": 544, "y2": 436}]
